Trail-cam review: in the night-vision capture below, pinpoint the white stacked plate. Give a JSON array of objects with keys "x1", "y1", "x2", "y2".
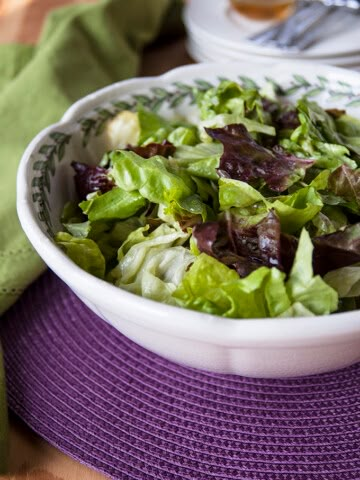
[{"x1": 184, "y1": 0, "x2": 360, "y2": 71}]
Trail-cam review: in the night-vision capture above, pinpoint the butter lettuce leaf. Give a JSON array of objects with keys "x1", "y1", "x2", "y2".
[
  {"x1": 173, "y1": 255, "x2": 293, "y2": 319},
  {"x1": 324, "y1": 263, "x2": 360, "y2": 298},
  {"x1": 272, "y1": 186, "x2": 323, "y2": 234},
  {"x1": 168, "y1": 126, "x2": 199, "y2": 146},
  {"x1": 111, "y1": 224, "x2": 193, "y2": 305},
  {"x1": 79, "y1": 188, "x2": 146, "y2": 222},
  {"x1": 111, "y1": 150, "x2": 194, "y2": 206},
  {"x1": 219, "y1": 178, "x2": 266, "y2": 210},
  {"x1": 138, "y1": 105, "x2": 173, "y2": 145},
  {"x1": 201, "y1": 114, "x2": 275, "y2": 139},
  {"x1": 196, "y1": 80, "x2": 265, "y2": 122},
  {"x1": 173, "y1": 142, "x2": 222, "y2": 180},
  {"x1": 62, "y1": 216, "x2": 144, "y2": 263},
  {"x1": 174, "y1": 229, "x2": 338, "y2": 318},
  {"x1": 55, "y1": 232, "x2": 105, "y2": 279},
  {"x1": 219, "y1": 178, "x2": 322, "y2": 234},
  {"x1": 195, "y1": 80, "x2": 275, "y2": 141},
  {"x1": 286, "y1": 229, "x2": 338, "y2": 315},
  {"x1": 280, "y1": 302, "x2": 315, "y2": 317},
  {"x1": 161, "y1": 194, "x2": 209, "y2": 228},
  {"x1": 173, "y1": 254, "x2": 271, "y2": 318}
]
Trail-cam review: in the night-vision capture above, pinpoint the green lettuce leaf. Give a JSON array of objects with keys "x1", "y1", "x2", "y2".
[
  {"x1": 309, "y1": 169, "x2": 331, "y2": 190},
  {"x1": 286, "y1": 229, "x2": 338, "y2": 315},
  {"x1": 310, "y1": 206, "x2": 348, "y2": 236},
  {"x1": 116, "y1": 246, "x2": 195, "y2": 305},
  {"x1": 111, "y1": 223, "x2": 193, "y2": 304},
  {"x1": 115, "y1": 223, "x2": 190, "y2": 271},
  {"x1": 272, "y1": 186, "x2": 323, "y2": 234},
  {"x1": 279, "y1": 302, "x2": 315, "y2": 317},
  {"x1": 200, "y1": 114, "x2": 275, "y2": 141},
  {"x1": 162, "y1": 194, "x2": 209, "y2": 227},
  {"x1": 79, "y1": 188, "x2": 146, "y2": 222},
  {"x1": 263, "y1": 267, "x2": 292, "y2": 317},
  {"x1": 55, "y1": 232, "x2": 105, "y2": 279},
  {"x1": 62, "y1": 217, "x2": 144, "y2": 262},
  {"x1": 219, "y1": 178, "x2": 266, "y2": 210},
  {"x1": 324, "y1": 263, "x2": 360, "y2": 298},
  {"x1": 173, "y1": 254, "x2": 291, "y2": 318},
  {"x1": 173, "y1": 142, "x2": 222, "y2": 180},
  {"x1": 111, "y1": 150, "x2": 194, "y2": 206},
  {"x1": 196, "y1": 80, "x2": 265, "y2": 121},
  {"x1": 281, "y1": 99, "x2": 358, "y2": 170},
  {"x1": 173, "y1": 231, "x2": 338, "y2": 318},
  {"x1": 195, "y1": 80, "x2": 274, "y2": 141},
  {"x1": 191, "y1": 176, "x2": 219, "y2": 212},
  {"x1": 61, "y1": 201, "x2": 84, "y2": 224},
  {"x1": 64, "y1": 220, "x2": 93, "y2": 238},
  {"x1": 334, "y1": 114, "x2": 360, "y2": 157},
  {"x1": 168, "y1": 126, "x2": 199, "y2": 146},
  {"x1": 138, "y1": 105, "x2": 173, "y2": 145},
  {"x1": 172, "y1": 253, "x2": 265, "y2": 318},
  {"x1": 219, "y1": 179, "x2": 323, "y2": 234}
]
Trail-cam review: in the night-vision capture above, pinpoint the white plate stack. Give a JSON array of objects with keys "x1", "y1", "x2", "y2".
[{"x1": 184, "y1": 0, "x2": 360, "y2": 71}]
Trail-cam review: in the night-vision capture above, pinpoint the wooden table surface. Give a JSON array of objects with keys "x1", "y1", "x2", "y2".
[{"x1": 0, "y1": 1, "x2": 191, "y2": 479}]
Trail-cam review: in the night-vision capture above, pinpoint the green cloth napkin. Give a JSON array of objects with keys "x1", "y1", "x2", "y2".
[
  {"x1": 0, "y1": 0, "x2": 175, "y2": 316},
  {"x1": 0, "y1": 0, "x2": 179, "y2": 472}
]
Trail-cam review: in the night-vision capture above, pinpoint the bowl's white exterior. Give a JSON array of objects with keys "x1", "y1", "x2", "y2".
[{"x1": 17, "y1": 62, "x2": 360, "y2": 378}]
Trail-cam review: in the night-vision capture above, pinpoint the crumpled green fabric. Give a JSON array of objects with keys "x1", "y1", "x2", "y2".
[
  {"x1": 0, "y1": 0, "x2": 174, "y2": 316},
  {"x1": 0, "y1": 0, "x2": 177, "y2": 472}
]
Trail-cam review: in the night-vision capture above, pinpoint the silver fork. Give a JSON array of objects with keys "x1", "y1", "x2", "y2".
[{"x1": 249, "y1": 0, "x2": 359, "y2": 51}]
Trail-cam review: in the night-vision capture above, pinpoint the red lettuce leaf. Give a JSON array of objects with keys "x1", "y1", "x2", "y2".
[
  {"x1": 193, "y1": 210, "x2": 282, "y2": 277},
  {"x1": 276, "y1": 109, "x2": 301, "y2": 130},
  {"x1": 328, "y1": 165, "x2": 360, "y2": 206},
  {"x1": 205, "y1": 124, "x2": 312, "y2": 192},
  {"x1": 280, "y1": 224, "x2": 360, "y2": 276},
  {"x1": 126, "y1": 140, "x2": 175, "y2": 159},
  {"x1": 280, "y1": 234, "x2": 299, "y2": 274},
  {"x1": 262, "y1": 99, "x2": 300, "y2": 130},
  {"x1": 72, "y1": 162, "x2": 114, "y2": 200},
  {"x1": 313, "y1": 224, "x2": 360, "y2": 276}
]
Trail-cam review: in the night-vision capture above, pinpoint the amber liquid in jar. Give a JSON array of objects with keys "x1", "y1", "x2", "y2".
[{"x1": 230, "y1": 0, "x2": 295, "y2": 20}]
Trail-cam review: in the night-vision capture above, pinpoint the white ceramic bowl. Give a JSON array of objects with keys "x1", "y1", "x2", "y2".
[{"x1": 17, "y1": 62, "x2": 360, "y2": 378}]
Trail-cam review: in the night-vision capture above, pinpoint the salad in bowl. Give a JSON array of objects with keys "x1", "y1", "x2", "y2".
[
  {"x1": 56, "y1": 79, "x2": 360, "y2": 319},
  {"x1": 17, "y1": 62, "x2": 360, "y2": 377}
]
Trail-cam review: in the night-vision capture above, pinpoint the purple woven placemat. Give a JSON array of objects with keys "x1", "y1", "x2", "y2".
[{"x1": 0, "y1": 271, "x2": 359, "y2": 480}]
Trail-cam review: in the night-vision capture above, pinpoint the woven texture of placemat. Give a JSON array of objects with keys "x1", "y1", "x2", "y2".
[{"x1": 0, "y1": 271, "x2": 359, "y2": 480}]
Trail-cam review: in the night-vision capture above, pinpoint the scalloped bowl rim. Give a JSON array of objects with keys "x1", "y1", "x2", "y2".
[{"x1": 17, "y1": 61, "x2": 360, "y2": 349}]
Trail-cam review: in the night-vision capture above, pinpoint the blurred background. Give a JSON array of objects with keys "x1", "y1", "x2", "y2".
[{"x1": 0, "y1": 0, "x2": 359, "y2": 478}]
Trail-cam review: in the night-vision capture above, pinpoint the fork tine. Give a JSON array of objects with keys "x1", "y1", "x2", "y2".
[
  {"x1": 277, "y1": 4, "x2": 335, "y2": 49},
  {"x1": 249, "y1": 0, "x2": 309, "y2": 44},
  {"x1": 275, "y1": 2, "x2": 327, "y2": 45},
  {"x1": 288, "y1": 6, "x2": 354, "y2": 50}
]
